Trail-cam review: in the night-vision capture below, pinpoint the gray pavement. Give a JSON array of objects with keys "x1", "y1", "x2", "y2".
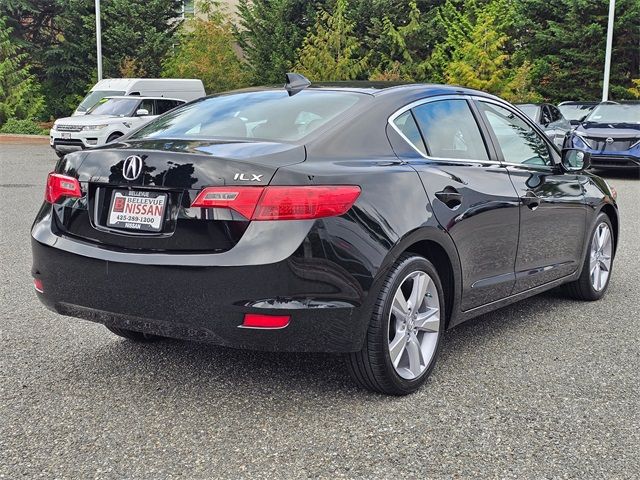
[{"x1": 1, "y1": 142, "x2": 639, "y2": 479}]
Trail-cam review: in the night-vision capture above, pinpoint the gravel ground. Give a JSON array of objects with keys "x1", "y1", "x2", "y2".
[{"x1": 1, "y1": 143, "x2": 638, "y2": 479}]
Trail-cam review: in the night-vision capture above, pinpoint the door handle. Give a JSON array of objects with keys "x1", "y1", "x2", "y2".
[
  {"x1": 435, "y1": 188, "x2": 463, "y2": 208},
  {"x1": 520, "y1": 191, "x2": 540, "y2": 210}
]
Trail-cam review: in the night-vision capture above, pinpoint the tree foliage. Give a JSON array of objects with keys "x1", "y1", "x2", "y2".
[
  {"x1": 294, "y1": 0, "x2": 368, "y2": 81},
  {"x1": 236, "y1": 0, "x2": 316, "y2": 84},
  {"x1": 0, "y1": 14, "x2": 45, "y2": 124},
  {"x1": 163, "y1": 1, "x2": 248, "y2": 93}
]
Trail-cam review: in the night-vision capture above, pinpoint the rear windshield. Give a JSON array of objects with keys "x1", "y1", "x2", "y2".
[
  {"x1": 584, "y1": 104, "x2": 640, "y2": 124},
  {"x1": 88, "y1": 98, "x2": 139, "y2": 116},
  {"x1": 77, "y1": 90, "x2": 126, "y2": 112},
  {"x1": 130, "y1": 90, "x2": 366, "y2": 142}
]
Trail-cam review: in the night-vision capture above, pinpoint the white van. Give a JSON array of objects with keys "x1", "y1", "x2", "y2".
[{"x1": 73, "y1": 78, "x2": 205, "y2": 116}]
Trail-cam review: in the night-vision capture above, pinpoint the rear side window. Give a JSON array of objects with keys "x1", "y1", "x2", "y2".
[
  {"x1": 392, "y1": 111, "x2": 426, "y2": 154},
  {"x1": 411, "y1": 99, "x2": 489, "y2": 161},
  {"x1": 131, "y1": 90, "x2": 367, "y2": 142}
]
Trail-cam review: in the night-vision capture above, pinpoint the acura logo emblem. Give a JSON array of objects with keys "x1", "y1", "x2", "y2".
[
  {"x1": 122, "y1": 155, "x2": 143, "y2": 181},
  {"x1": 605, "y1": 137, "x2": 614, "y2": 144}
]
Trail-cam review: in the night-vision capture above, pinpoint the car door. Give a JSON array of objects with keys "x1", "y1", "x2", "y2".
[
  {"x1": 474, "y1": 98, "x2": 586, "y2": 293},
  {"x1": 390, "y1": 96, "x2": 521, "y2": 311}
]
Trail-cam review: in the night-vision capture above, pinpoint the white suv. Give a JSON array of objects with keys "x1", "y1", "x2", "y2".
[{"x1": 50, "y1": 96, "x2": 185, "y2": 157}]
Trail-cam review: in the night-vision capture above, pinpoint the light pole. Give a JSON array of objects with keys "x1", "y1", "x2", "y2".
[
  {"x1": 602, "y1": 0, "x2": 615, "y2": 102},
  {"x1": 95, "y1": 0, "x2": 103, "y2": 81}
]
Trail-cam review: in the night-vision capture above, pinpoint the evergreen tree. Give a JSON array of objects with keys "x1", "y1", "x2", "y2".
[
  {"x1": 0, "y1": 14, "x2": 44, "y2": 124},
  {"x1": 163, "y1": 1, "x2": 249, "y2": 93},
  {"x1": 516, "y1": 0, "x2": 640, "y2": 101},
  {"x1": 236, "y1": 0, "x2": 317, "y2": 85},
  {"x1": 294, "y1": 0, "x2": 368, "y2": 81}
]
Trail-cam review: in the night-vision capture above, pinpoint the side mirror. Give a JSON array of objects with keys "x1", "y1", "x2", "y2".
[
  {"x1": 561, "y1": 148, "x2": 590, "y2": 172},
  {"x1": 136, "y1": 108, "x2": 149, "y2": 116}
]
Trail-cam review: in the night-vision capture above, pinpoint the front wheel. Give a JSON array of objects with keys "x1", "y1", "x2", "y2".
[
  {"x1": 347, "y1": 254, "x2": 444, "y2": 395},
  {"x1": 564, "y1": 213, "x2": 614, "y2": 301},
  {"x1": 106, "y1": 132, "x2": 123, "y2": 143}
]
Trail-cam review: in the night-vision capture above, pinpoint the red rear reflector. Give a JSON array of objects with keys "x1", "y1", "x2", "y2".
[
  {"x1": 191, "y1": 185, "x2": 361, "y2": 220},
  {"x1": 33, "y1": 278, "x2": 44, "y2": 293},
  {"x1": 241, "y1": 313, "x2": 290, "y2": 329},
  {"x1": 45, "y1": 173, "x2": 82, "y2": 204}
]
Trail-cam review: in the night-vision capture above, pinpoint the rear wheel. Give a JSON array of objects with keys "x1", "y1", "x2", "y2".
[
  {"x1": 564, "y1": 213, "x2": 614, "y2": 301},
  {"x1": 106, "y1": 325, "x2": 159, "y2": 342},
  {"x1": 347, "y1": 254, "x2": 444, "y2": 395}
]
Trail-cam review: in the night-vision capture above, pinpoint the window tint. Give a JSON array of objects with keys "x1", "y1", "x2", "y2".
[
  {"x1": 549, "y1": 105, "x2": 562, "y2": 123},
  {"x1": 411, "y1": 99, "x2": 488, "y2": 160},
  {"x1": 131, "y1": 90, "x2": 366, "y2": 142},
  {"x1": 479, "y1": 102, "x2": 552, "y2": 166},
  {"x1": 156, "y1": 99, "x2": 183, "y2": 115},
  {"x1": 392, "y1": 111, "x2": 426, "y2": 154}
]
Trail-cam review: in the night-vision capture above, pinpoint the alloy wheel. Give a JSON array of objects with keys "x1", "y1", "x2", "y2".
[
  {"x1": 590, "y1": 222, "x2": 613, "y2": 292},
  {"x1": 387, "y1": 270, "x2": 441, "y2": 380}
]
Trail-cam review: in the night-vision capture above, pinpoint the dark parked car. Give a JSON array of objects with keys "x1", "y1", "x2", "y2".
[
  {"x1": 516, "y1": 103, "x2": 572, "y2": 148},
  {"x1": 558, "y1": 101, "x2": 599, "y2": 127},
  {"x1": 566, "y1": 102, "x2": 640, "y2": 171},
  {"x1": 32, "y1": 76, "x2": 619, "y2": 395}
]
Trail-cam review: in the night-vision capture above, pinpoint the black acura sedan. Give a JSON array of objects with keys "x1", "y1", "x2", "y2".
[{"x1": 32, "y1": 75, "x2": 619, "y2": 395}]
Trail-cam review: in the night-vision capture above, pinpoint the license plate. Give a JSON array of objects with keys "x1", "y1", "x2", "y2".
[
  {"x1": 107, "y1": 190, "x2": 167, "y2": 232},
  {"x1": 61, "y1": 133, "x2": 71, "y2": 139}
]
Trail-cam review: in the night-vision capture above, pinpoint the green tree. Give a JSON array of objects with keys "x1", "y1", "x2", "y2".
[
  {"x1": 163, "y1": 1, "x2": 249, "y2": 93},
  {"x1": 294, "y1": 0, "x2": 368, "y2": 81},
  {"x1": 0, "y1": 14, "x2": 44, "y2": 125},
  {"x1": 236, "y1": 0, "x2": 317, "y2": 85},
  {"x1": 516, "y1": 0, "x2": 640, "y2": 101},
  {"x1": 2, "y1": 0, "x2": 182, "y2": 118}
]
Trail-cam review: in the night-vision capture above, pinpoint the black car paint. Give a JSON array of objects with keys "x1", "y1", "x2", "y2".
[{"x1": 31, "y1": 84, "x2": 619, "y2": 352}]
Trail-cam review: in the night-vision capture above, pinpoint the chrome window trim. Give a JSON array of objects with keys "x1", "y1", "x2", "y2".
[{"x1": 387, "y1": 94, "x2": 502, "y2": 166}]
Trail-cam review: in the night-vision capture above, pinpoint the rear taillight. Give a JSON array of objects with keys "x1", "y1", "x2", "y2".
[
  {"x1": 191, "y1": 185, "x2": 361, "y2": 221},
  {"x1": 45, "y1": 173, "x2": 82, "y2": 204}
]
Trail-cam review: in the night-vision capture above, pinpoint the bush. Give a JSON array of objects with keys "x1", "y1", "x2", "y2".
[{"x1": 0, "y1": 118, "x2": 48, "y2": 135}]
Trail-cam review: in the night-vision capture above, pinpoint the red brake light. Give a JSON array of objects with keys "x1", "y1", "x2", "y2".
[
  {"x1": 45, "y1": 173, "x2": 82, "y2": 204},
  {"x1": 191, "y1": 186, "x2": 263, "y2": 219},
  {"x1": 191, "y1": 185, "x2": 361, "y2": 221}
]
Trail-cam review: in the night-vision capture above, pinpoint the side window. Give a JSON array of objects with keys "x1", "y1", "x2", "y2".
[
  {"x1": 549, "y1": 105, "x2": 562, "y2": 123},
  {"x1": 156, "y1": 100, "x2": 182, "y2": 115},
  {"x1": 478, "y1": 101, "x2": 552, "y2": 166},
  {"x1": 411, "y1": 99, "x2": 489, "y2": 160},
  {"x1": 541, "y1": 106, "x2": 552, "y2": 125},
  {"x1": 138, "y1": 99, "x2": 155, "y2": 115},
  {"x1": 392, "y1": 111, "x2": 426, "y2": 155}
]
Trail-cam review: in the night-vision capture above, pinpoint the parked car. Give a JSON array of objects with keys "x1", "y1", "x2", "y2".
[
  {"x1": 50, "y1": 96, "x2": 185, "y2": 157},
  {"x1": 566, "y1": 102, "x2": 640, "y2": 170},
  {"x1": 516, "y1": 103, "x2": 572, "y2": 148},
  {"x1": 32, "y1": 76, "x2": 619, "y2": 395},
  {"x1": 558, "y1": 101, "x2": 599, "y2": 127},
  {"x1": 72, "y1": 78, "x2": 205, "y2": 116}
]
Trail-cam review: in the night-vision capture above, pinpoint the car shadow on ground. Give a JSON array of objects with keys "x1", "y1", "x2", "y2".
[{"x1": 52, "y1": 289, "x2": 576, "y2": 404}]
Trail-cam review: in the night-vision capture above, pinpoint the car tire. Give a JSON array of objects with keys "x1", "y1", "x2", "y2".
[
  {"x1": 106, "y1": 132, "x2": 123, "y2": 143},
  {"x1": 346, "y1": 254, "x2": 444, "y2": 395},
  {"x1": 564, "y1": 212, "x2": 614, "y2": 301},
  {"x1": 106, "y1": 325, "x2": 160, "y2": 342}
]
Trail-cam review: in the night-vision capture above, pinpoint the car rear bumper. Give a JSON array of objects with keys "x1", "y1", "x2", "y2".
[{"x1": 31, "y1": 237, "x2": 370, "y2": 353}]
